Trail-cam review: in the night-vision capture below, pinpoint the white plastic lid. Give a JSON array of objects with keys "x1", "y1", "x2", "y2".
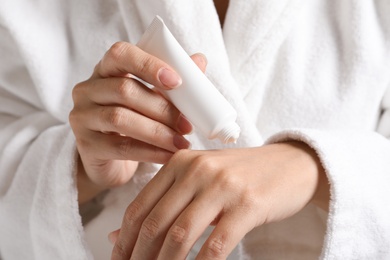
[{"x1": 216, "y1": 122, "x2": 241, "y2": 144}]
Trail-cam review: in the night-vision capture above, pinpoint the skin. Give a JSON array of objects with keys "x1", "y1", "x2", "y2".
[
  {"x1": 214, "y1": 0, "x2": 230, "y2": 26},
  {"x1": 69, "y1": 1, "x2": 331, "y2": 259},
  {"x1": 109, "y1": 144, "x2": 329, "y2": 260}
]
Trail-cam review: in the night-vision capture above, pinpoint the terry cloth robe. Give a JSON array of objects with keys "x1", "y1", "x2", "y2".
[{"x1": 1, "y1": 0, "x2": 390, "y2": 259}]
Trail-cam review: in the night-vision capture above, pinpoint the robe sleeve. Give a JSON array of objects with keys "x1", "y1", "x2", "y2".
[
  {"x1": 266, "y1": 1, "x2": 390, "y2": 257},
  {"x1": 266, "y1": 84, "x2": 390, "y2": 259},
  {"x1": 0, "y1": 22, "x2": 91, "y2": 260}
]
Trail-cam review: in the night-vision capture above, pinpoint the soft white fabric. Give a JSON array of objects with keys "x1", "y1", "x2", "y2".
[{"x1": 0, "y1": 0, "x2": 389, "y2": 259}]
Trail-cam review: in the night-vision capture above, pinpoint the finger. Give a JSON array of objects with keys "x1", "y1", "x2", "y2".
[
  {"x1": 190, "y1": 53, "x2": 208, "y2": 73},
  {"x1": 76, "y1": 129, "x2": 173, "y2": 164},
  {"x1": 80, "y1": 105, "x2": 191, "y2": 152},
  {"x1": 108, "y1": 229, "x2": 120, "y2": 245},
  {"x1": 130, "y1": 177, "x2": 201, "y2": 259},
  {"x1": 84, "y1": 77, "x2": 192, "y2": 134},
  {"x1": 157, "y1": 191, "x2": 224, "y2": 260},
  {"x1": 111, "y1": 164, "x2": 177, "y2": 260},
  {"x1": 196, "y1": 211, "x2": 257, "y2": 260},
  {"x1": 93, "y1": 42, "x2": 182, "y2": 90}
]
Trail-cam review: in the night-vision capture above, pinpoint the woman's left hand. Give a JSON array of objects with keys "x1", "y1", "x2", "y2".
[{"x1": 110, "y1": 141, "x2": 329, "y2": 260}]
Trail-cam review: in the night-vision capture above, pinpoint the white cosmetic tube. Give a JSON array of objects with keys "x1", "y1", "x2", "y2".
[{"x1": 137, "y1": 16, "x2": 240, "y2": 143}]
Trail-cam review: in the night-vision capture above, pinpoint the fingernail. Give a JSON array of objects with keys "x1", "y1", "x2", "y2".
[
  {"x1": 158, "y1": 68, "x2": 182, "y2": 89},
  {"x1": 176, "y1": 114, "x2": 193, "y2": 134},
  {"x1": 173, "y1": 134, "x2": 191, "y2": 150}
]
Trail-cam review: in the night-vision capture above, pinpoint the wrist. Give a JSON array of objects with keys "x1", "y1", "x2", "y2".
[
  {"x1": 296, "y1": 141, "x2": 330, "y2": 211},
  {"x1": 76, "y1": 156, "x2": 107, "y2": 205},
  {"x1": 311, "y1": 167, "x2": 331, "y2": 211}
]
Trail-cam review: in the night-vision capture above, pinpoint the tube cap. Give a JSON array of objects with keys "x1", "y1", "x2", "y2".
[{"x1": 217, "y1": 122, "x2": 241, "y2": 144}]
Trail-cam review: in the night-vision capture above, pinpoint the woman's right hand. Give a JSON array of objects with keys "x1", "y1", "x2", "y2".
[{"x1": 69, "y1": 42, "x2": 207, "y2": 202}]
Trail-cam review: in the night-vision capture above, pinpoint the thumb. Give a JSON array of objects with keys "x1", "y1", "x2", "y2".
[{"x1": 108, "y1": 229, "x2": 120, "y2": 245}]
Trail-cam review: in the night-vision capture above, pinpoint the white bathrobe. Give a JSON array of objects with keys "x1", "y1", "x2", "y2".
[{"x1": 0, "y1": 0, "x2": 389, "y2": 259}]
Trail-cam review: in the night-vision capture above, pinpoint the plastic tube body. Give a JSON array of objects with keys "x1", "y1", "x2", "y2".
[{"x1": 137, "y1": 16, "x2": 240, "y2": 143}]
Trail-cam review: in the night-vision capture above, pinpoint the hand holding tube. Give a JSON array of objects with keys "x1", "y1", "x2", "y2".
[{"x1": 69, "y1": 42, "x2": 207, "y2": 203}]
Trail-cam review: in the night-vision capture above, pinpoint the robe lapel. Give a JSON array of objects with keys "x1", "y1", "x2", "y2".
[{"x1": 224, "y1": 0, "x2": 305, "y2": 97}]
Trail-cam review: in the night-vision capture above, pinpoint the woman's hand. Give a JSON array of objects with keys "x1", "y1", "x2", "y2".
[
  {"x1": 69, "y1": 42, "x2": 207, "y2": 203},
  {"x1": 110, "y1": 141, "x2": 330, "y2": 260}
]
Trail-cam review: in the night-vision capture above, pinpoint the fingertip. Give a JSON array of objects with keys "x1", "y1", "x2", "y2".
[
  {"x1": 173, "y1": 134, "x2": 192, "y2": 150},
  {"x1": 176, "y1": 114, "x2": 193, "y2": 135},
  {"x1": 191, "y1": 53, "x2": 208, "y2": 72},
  {"x1": 108, "y1": 229, "x2": 120, "y2": 245},
  {"x1": 193, "y1": 53, "x2": 208, "y2": 65}
]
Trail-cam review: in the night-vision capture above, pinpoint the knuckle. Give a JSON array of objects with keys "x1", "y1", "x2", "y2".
[
  {"x1": 140, "y1": 217, "x2": 161, "y2": 242},
  {"x1": 75, "y1": 136, "x2": 90, "y2": 151},
  {"x1": 71, "y1": 84, "x2": 80, "y2": 102},
  {"x1": 70, "y1": 82, "x2": 90, "y2": 128},
  {"x1": 156, "y1": 98, "x2": 174, "y2": 118},
  {"x1": 171, "y1": 149, "x2": 191, "y2": 160},
  {"x1": 215, "y1": 171, "x2": 238, "y2": 191},
  {"x1": 151, "y1": 123, "x2": 167, "y2": 140},
  {"x1": 150, "y1": 145, "x2": 165, "y2": 163},
  {"x1": 93, "y1": 61, "x2": 101, "y2": 75},
  {"x1": 167, "y1": 224, "x2": 188, "y2": 246},
  {"x1": 107, "y1": 41, "x2": 129, "y2": 63},
  {"x1": 112, "y1": 239, "x2": 130, "y2": 258},
  {"x1": 204, "y1": 236, "x2": 227, "y2": 258},
  {"x1": 239, "y1": 188, "x2": 257, "y2": 209},
  {"x1": 193, "y1": 155, "x2": 219, "y2": 173},
  {"x1": 117, "y1": 137, "x2": 135, "y2": 158},
  {"x1": 124, "y1": 201, "x2": 143, "y2": 227},
  {"x1": 103, "y1": 107, "x2": 125, "y2": 128},
  {"x1": 68, "y1": 109, "x2": 78, "y2": 126},
  {"x1": 168, "y1": 149, "x2": 193, "y2": 167},
  {"x1": 71, "y1": 81, "x2": 86, "y2": 102},
  {"x1": 137, "y1": 54, "x2": 155, "y2": 75},
  {"x1": 115, "y1": 78, "x2": 136, "y2": 100}
]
